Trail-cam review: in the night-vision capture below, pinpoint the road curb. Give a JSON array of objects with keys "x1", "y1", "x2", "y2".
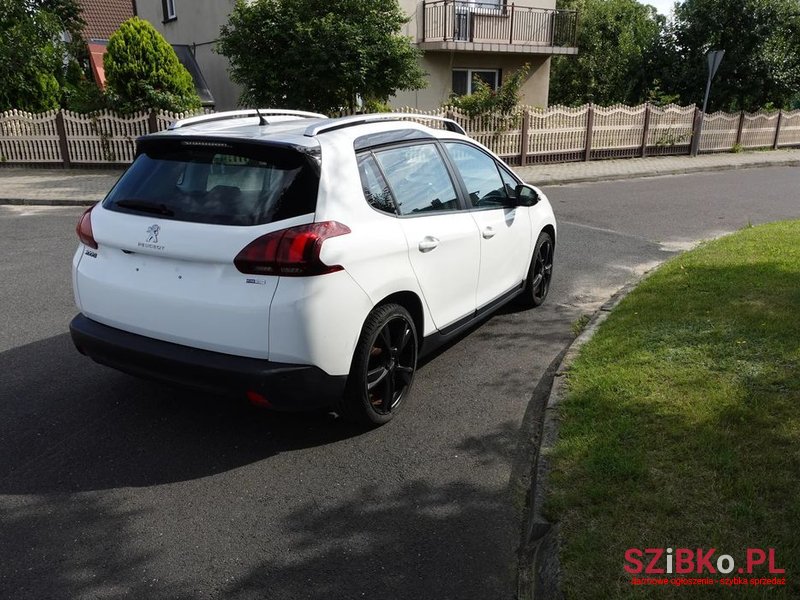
[
  {"x1": 517, "y1": 278, "x2": 646, "y2": 600},
  {"x1": 527, "y1": 158, "x2": 800, "y2": 187}
]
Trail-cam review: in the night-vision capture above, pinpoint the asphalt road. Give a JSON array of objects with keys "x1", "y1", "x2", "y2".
[{"x1": 1, "y1": 167, "x2": 798, "y2": 599}]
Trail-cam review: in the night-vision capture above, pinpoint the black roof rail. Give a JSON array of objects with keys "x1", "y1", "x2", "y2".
[{"x1": 304, "y1": 113, "x2": 466, "y2": 137}]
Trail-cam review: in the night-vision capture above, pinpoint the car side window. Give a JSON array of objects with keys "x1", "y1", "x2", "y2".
[
  {"x1": 498, "y1": 165, "x2": 519, "y2": 199},
  {"x1": 443, "y1": 142, "x2": 508, "y2": 208},
  {"x1": 357, "y1": 153, "x2": 396, "y2": 214},
  {"x1": 373, "y1": 144, "x2": 460, "y2": 216}
]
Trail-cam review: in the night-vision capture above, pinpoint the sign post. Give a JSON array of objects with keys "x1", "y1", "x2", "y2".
[{"x1": 692, "y1": 50, "x2": 725, "y2": 156}]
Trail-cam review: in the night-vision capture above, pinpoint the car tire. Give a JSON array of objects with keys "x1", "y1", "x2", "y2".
[
  {"x1": 519, "y1": 231, "x2": 554, "y2": 308},
  {"x1": 338, "y1": 303, "x2": 418, "y2": 426}
]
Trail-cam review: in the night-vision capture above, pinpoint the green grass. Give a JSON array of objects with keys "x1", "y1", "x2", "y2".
[
  {"x1": 571, "y1": 314, "x2": 592, "y2": 336},
  {"x1": 546, "y1": 220, "x2": 800, "y2": 598}
]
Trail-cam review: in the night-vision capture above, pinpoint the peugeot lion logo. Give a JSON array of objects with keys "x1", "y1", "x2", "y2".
[
  {"x1": 138, "y1": 224, "x2": 164, "y2": 250},
  {"x1": 146, "y1": 224, "x2": 160, "y2": 243}
]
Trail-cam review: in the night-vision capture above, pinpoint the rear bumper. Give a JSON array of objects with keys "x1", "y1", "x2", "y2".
[{"x1": 69, "y1": 314, "x2": 347, "y2": 410}]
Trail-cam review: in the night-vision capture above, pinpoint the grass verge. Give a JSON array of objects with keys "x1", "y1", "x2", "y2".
[{"x1": 546, "y1": 220, "x2": 800, "y2": 598}]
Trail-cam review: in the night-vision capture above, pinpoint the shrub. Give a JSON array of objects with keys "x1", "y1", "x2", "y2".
[
  {"x1": 362, "y1": 98, "x2": 392, "y2": 113},
  {"x1": 448, "y1": 64, "x2": 530, "y2": 118},
  {"x1": 16, "y1": 71, "x2": 62, "y2": 112},
  {"x1": 63, "y1": 77, "x2": 108, "y2": 113},
  {"x1": 104, "y1": 17, "x2": 200, "y2": 114}
]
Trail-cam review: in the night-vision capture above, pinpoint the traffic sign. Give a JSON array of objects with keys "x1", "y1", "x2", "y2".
[{"x1": 707, "y1": 50, "x2": 725, "y2": 80}]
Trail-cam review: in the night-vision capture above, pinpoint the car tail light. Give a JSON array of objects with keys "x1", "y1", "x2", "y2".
[
  {"x1": 234, "y1": 221, "x2": 351, "y2": 277},
  {"x1": 246, "y1": 390, "x2": 273, "y2": 408},
  {"x1": 76, "y1": 206, "x2": 98, "y2": 249}
]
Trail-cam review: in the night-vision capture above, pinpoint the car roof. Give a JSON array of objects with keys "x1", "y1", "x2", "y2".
[
  {"x1": 145, "y1": 117, "x2": 323, "y2": 149},
  {"x1": 142, "y1": 112, "x2": 468, "y2": 150}
]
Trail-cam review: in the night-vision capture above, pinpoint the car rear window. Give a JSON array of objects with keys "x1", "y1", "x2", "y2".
[{"x1": 103, "y1": 140, "x2": 319, "y2": 226}]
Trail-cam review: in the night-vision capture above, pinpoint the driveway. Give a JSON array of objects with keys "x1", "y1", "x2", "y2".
[{"x1": 0, "y1": 167, "x2": 798, "y2": 599}]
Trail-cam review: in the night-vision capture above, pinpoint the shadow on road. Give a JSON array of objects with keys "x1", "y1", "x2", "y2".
[
  {"x1": 217, "y1": 352, "x2": 571, "y2": 600},
  {"x1": 220, "y1": 477, "x2": 517, "y2": 600},
  {"x1": 0, "y1": 309, "x2": 573, "y2": 598},
  {"x1": 0, "y1": 334, "x2": 366, "y2": 494},
  {"x1": 0, "y1": 328, "x2": 534, "y2": 597},
  {"x1": 0, "y1": 493, "x2": 196, "y2": 599},
  {"x1": 1, "y1": 431, "x2": 525, "y2": 599},
  {"x1": 0, "y1": 308, "x2": 570, "y2": 496}
]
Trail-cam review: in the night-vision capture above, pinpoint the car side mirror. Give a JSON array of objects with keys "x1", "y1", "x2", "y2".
[{"x1": 515, "y1": 184, "x2": 539, "y2": 207}]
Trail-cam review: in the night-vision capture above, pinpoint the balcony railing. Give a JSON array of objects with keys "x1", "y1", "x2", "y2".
[{"x1": 422, "y1": 1, "x2": 578, "y2": 48}]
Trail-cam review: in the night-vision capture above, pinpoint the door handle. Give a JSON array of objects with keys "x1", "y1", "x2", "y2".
[
  {"x1": 482, "y1": 226, "x2": 496, "y2": 239},
  {"x1": 418, "y1": 236, "x2": 440, "y2": 253}
]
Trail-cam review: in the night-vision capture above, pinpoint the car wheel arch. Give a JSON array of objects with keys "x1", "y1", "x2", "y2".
[
  {"x1": 374, "y1": 291, "x2": 425, "y2": 349},
  {"x1": 541, "y1": 223, "x2": 556, "y2": 247}
]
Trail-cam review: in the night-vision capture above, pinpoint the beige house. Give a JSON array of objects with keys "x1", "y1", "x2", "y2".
[
  {"x1": 395, "y1": 0, "x2": 577, "y2": 108},
  {"x1": 134, "y1": 0, "x2": 577, "y2": 111}
]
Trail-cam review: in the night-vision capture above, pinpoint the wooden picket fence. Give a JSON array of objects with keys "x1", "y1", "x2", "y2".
[
  {"x1": 1, "y1": 104, "x2": 799, "y2": 167},
  {"x1": 397, "y1": 104, "x2": 800, "y2": 165}
]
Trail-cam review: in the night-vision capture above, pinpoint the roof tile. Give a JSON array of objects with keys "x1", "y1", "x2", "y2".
[{"x1": 78, "y1": 0, "x2": 135, "y2": 40}]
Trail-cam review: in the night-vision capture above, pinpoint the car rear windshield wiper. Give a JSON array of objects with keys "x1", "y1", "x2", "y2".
[{"x1": 115, "y1": 199, "x2": 175, "y2": 216}]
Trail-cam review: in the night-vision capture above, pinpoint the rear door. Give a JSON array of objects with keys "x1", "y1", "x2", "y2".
[
  {"x1": 371, "y1": 142, "x2": 480, "y2": 330},
  {"x1": 74, "y1": 139, "x2": 319, "y2": 359}
]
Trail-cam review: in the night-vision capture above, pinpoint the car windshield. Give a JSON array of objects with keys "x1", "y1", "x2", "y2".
[{"x1": 103, "y1": 141, "x2": 319, "y2": 226}]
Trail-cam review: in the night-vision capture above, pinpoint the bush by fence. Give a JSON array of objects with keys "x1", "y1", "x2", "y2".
[{"x1": 1, "y1": 104, "x2": 799, "y2": 168}]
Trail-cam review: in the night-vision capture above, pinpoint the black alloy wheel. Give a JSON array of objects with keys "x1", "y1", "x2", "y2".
[
  {"x1": 520, "y1": 231, "x2": 554, "y2": 308},
  {"x1": 341, "y1": 303, "x2": 418, "y2": 425}
]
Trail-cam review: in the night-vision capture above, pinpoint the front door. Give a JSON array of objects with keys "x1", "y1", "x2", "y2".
[{"x1": 443, "y1": 142, "x2": 531, "y2": 308}]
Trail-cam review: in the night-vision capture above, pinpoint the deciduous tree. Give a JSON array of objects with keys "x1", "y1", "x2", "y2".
[
  {"x1": 217, "y1": 0, "x2": 426, "y2": 113},
  {"x1": 0, "y1": 0, "x2": 85, "y2": 111},
  {"x1": 670, "y1": 0, "x2": 800, "y2": 111},
  {"x1": 550, "y1": 0, "x2": 665, "y2": 105}
]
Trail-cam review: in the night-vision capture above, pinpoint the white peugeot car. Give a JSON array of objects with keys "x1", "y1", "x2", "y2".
[{"x1": 70, "y1": 110, "x2": 557, "y2": 425}]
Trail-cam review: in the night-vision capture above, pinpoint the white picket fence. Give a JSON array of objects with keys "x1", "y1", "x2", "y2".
[
  {"x1": 1, "y1": 105, "x2": 799, "y2": 167},
  {"x1": 0, "y1": 109, "x2": 62, "y2": 163},
  {"x1": 0, "y1": 108, "x2": 204, "y2": 165},
  {"x1": 397, "y1": 104, "x2": 800, "y2": 164}
]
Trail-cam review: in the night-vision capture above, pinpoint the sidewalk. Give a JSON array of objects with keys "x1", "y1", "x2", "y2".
[
  {"x1": 1, "y1": 149, "x2": 798, "y2": 205},
  {"x1": 517, "y1": 147, "x2": 800, "y2": 186},
  {"x1": 0, "y1": 168, "x2": 124, "y2": 205}
]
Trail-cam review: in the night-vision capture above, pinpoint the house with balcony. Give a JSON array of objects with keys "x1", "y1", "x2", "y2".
[
  {"x1": 394, "y1": 0, "x2": 578, "y2": 108},
  {"x1": 133, "y1": 0, "x2": 577, "y2": 111}
]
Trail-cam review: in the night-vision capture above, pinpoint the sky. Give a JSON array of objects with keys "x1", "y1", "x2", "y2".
[{"x1": 641, "y1": 0, "x2": 679, "y2": 16}]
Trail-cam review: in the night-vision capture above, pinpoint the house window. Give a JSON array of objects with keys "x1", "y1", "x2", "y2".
[
  {"x1": 452, "y1": 69, "x2": 501, "y2": 96},
  {"x1": 163, "y1": 0, "x2": 177, "y2": 22}
]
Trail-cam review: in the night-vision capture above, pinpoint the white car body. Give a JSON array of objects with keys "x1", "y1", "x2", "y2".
[{"x1": 70, "y1": 111, "x2": 556, "y2": 422}]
